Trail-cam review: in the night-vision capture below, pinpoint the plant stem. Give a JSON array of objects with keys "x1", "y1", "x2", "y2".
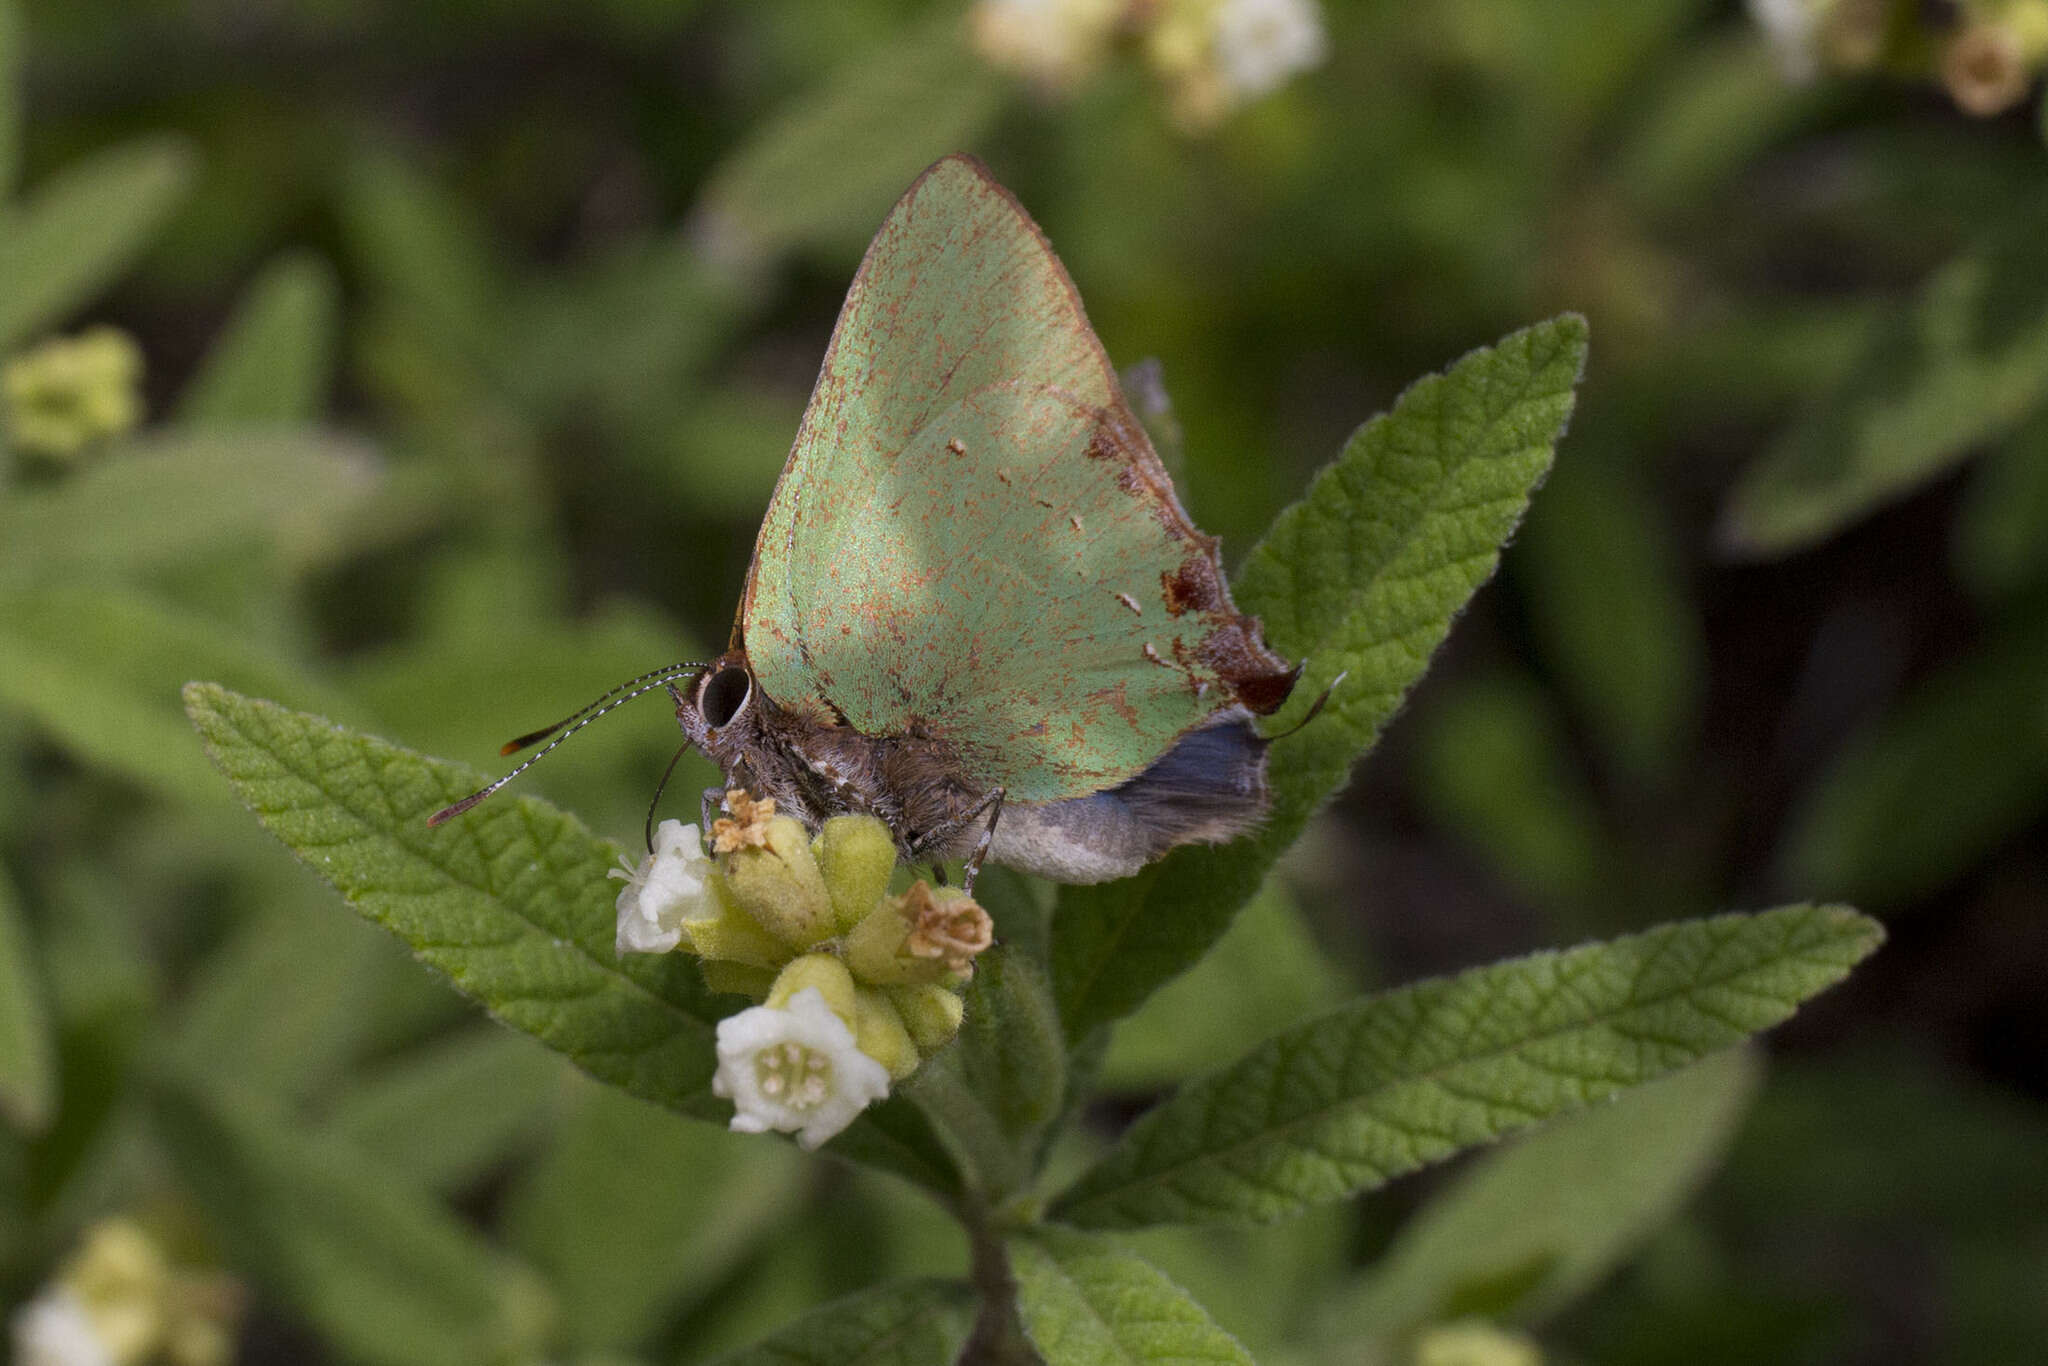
[{"x1": 958, "y1": 1210, "x2": 1037, "y2": 1365}]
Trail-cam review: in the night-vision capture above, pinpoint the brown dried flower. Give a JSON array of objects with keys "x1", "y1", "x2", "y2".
[
  {"x1": 900, "y1": 882, "x2": 995, "y2": 974},
  {"x1": 711, "y1": 789, "x2": 778, "y2": 854},
  {"x1": 1943, "y1": 23, "x2": 2033, "y2": 118}
]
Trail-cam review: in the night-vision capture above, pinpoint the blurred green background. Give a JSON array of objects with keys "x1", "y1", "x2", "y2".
[{"x1": 3, "y1": 0, "x2": 2046, "y2": 1363}]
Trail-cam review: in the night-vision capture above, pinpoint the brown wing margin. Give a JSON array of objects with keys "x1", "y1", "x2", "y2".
[{"x1": 1082, "y1": 402, "x2": 1300, "y2": 716}]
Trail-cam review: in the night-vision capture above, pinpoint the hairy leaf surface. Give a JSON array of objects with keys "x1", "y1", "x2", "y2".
[
  {"x1": 1011, "y1": 1226, "x2": 1253, "y2": 1365},
  {"x1": 703, "y1": 1278, "x2": 976, "y2": 1366},
  {"x1": 1053, "y1": 905, "x2": 1879, "y2": 1229}
]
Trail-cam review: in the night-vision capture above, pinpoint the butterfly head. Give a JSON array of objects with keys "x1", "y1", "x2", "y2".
[{"x1": 675, "y1": 651, "x2": 771, "y2": 773}]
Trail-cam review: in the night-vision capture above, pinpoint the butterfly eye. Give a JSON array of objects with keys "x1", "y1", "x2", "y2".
[{"x1": 698, "y1": 665, "x2": 753, "y2": 729}]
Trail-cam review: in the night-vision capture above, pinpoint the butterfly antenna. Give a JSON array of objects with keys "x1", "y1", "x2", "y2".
[
  {"x1": 495, "y1": 661, "x2": 709, "y2": 755},
  {"x1": 644, "y1": 742, "x2": 692, "y2": 853},
  {"x1": 1266, "y1": 669, "x2": 1347, "y2": 741},
  {"x1": 426, "y1": 661, "x2": 708, "y2": 827}
]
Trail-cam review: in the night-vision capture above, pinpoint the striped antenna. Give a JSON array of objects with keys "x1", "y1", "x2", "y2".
[{"x1": 426, "y1": 661, "x2": 708, "y2": 827}]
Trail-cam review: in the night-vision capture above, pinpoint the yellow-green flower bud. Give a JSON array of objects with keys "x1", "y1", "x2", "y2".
[
  {"x1": 885, "y1": 982, "x2": 966, "y2": 1053},
  {"x1": 698, "y1": 959, "x2": 780, "y2": 1000},
  {"x1": 767, "y1": 953, "x2": 858, "y2": 1029},
  {"x1": 677, "y1": 873, "x2": 790, "y2": 968},
  {"x1": 843, "y1": 893, "x2": 950, "y2": 987},
  {"x1": 721, "y1": 814, "x2": 835, "y2": 948},
  {"x1": 813, "y1": 814, "x2": 898, "y2": 932},
  {"x1": 2, "y1": 326, "x2": 144, "y2": 461},
  {"x1": 852, "y1": 987, "x2": 920, "y2": 1080}
]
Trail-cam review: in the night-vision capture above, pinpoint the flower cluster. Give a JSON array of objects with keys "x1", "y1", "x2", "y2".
[
  {"x1": 611, "y1": 794, "x2": 990, "y2": 1148},
  {"x1": 9, "y1": 1218, "x2": 243, "y2": 1366},
  {"x1": 2, "y1": 327, "x2": 144, "y2": 463},
  {"x1": 971, "y1": 0, "x2": 1327, "y2": 131},
  {"x1": 1749, "y1": 0, "x2": 2048, "y2": 118}
]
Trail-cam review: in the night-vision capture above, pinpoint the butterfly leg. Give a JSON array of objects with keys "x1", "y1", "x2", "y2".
[
  {"x1": 906, "y1": 787, "x2": 1007, "y2": 894},
  {"x1": 700, "y1": 787, "x2": 727, "y2": 833},
  {"x1": 961, "y1": 787, "x2": 1007, "y2": 894}
]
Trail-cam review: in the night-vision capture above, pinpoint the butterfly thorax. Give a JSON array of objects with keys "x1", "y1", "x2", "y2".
[{"x1": 677, "y1": 653, "x2": 988, "y2": 863}]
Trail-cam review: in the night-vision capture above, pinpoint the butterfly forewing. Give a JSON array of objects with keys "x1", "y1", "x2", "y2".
[{"x1": 742, "y1": 155, "x2": 1288, "y2": 804}]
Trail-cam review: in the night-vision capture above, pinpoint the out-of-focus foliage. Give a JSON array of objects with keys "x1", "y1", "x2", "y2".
[{"x1": 1, "y1": 0, "x2": 2042, "y2": 1363}]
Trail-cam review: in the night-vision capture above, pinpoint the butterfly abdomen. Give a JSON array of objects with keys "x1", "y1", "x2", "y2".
[{"x1": 988, "y1": 708, "x2": 1271, "y2": 884}]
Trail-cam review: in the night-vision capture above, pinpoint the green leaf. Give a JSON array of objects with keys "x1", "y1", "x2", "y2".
[
  {"x1": 322, "y1": 1026, "x2": 567, "y2": 1195},
  {"x1": 823, "y1": 1095, "x2": 966, "y2": 1198},
  {"x1": 1954, "y1": 406, "x2": 2048, "y2": 597},
  {"x1": 0, "y1": 584, "x2": 358, "y2": 800},
  {"x1": 505, "y1": 1084, "x2": 806, "y2": 1351},
  {"x1": 0, "y1": 0, "x2": 19, "y2": 197},
  {"x1": 1052, "y1": 316, "x2": 1589, "y2": 1042},
  {"x1": 1010, "y1": 1226, "x2": 1254, "y2": 1366},
  {"x1": 0, "y1": 862, "x2": 54, "y2": 1131},
  {"x1": 1330, "y1": 1048, "x2": 1760, "y2": 1346},
  {"x1": 0, "y1": 430, "x2": 384, "y2": 586},
  {"x1": 1614, "y1": 31, "x2": 1815, "y2": 217},
  {"x1": 702, "y1": 1277, "x2": 976, "y2": 1366},
  {"x1": 1100, "y1": 885, "x2": 1346, "y2": 1092},
  {"x1": 1413, "y1": 674, "x2": 1612, "y2": 914},
  {"x1": 175, "y1": 250, "x2": 340, "y2": 425},
  {"x1": 1721, "y1": 190, "x2": 2048, "y2": 556},
  {"x1": 181, "y1": 683, "x2": 726, "y2": 1115},
  {"x1": 1120, "y1": 1209, "x2": 1351, "y2": 1360},
  {"x1": 1050, "y1": 904, "x2": 1879, "y2": 1230},
  {"x1": 689, "y1": 16, "x2": 1001, "y2": 271},
  {"x1": 340, "y1": 151, "x2": 505, "y2": 374},
  {"x1": 903, "y1": 947, "x2": 1065, "y2": 1199},
  {"x1": 166, "y1": 898, "x2": 415, "y2": 1104},
  {"x1": 1780, "y1": 634, "x2": 2048, "y2": 906},
  {"x1": 150, "y1": 1077, "x2": 549, "y2": 1366},
  {"x1": 509, "y1": 241, "x2": 748, "y2": 425},
  {"x1": 1514, "y1": 442, "x2": 1702, "y2": 781},
  {"x1": 956, "y1": 950, "x2": 1065, "y2": 1138},
  {"x1": 0, "y1": 134, "x2": 195, "y2": 352},
  {"x1": 183, "y1": 684, "x2": 959, "y2": 1195}
]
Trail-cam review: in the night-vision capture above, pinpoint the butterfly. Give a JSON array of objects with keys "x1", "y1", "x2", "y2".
[{"x1": 435, "y1": 155, "x2": 1300, "y2": 887}]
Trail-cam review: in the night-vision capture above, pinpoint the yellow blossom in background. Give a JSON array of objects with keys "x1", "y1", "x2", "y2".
[
  {"x1": 972, "y1": 0, "x2": 1326, "y2": 129},
  {"x1": 8, "y1": 1217, "x2": 243, "y2": 1366},
  {"x1": 971, "y1": 0, "x2": 1125, "y2": 91},
  {"x1": 2, "y1": 327, "x2": 145, "y2": 462},
  {"x1": 1150, "y1": 0, "x2": 1327, "y2": 129},
  {"x1": 1945, "y1": 20, "x2": 2033, "y2": 115},
  {"x1": 1749, "y1": 0, "x2": 2048, "y2": 118}
]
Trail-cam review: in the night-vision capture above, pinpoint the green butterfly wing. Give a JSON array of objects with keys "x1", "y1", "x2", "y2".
[{"x1": 741, "y1": 155, "x2": 1291, "y2": 804}]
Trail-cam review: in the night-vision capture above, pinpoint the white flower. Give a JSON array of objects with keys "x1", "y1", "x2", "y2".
[
  {"x1": 10, "y1": 1288, "x2": 114, "y2": 1366},
  {"x1": 610, "y1": 819, "x2": 716, "y2": 955},
  {"x1": 1211, "y1": 0, "x2": 1326, "y2": 101},
  {"x1": 972, "y1": 0, "x2": 1123, "y2": 90},
  {"x1": 1748, "y1": 0, "x2": 1821, "y2": 82},
  {"x1": 711, "y1": 988, "x2": 892, "y2": 1149}
]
